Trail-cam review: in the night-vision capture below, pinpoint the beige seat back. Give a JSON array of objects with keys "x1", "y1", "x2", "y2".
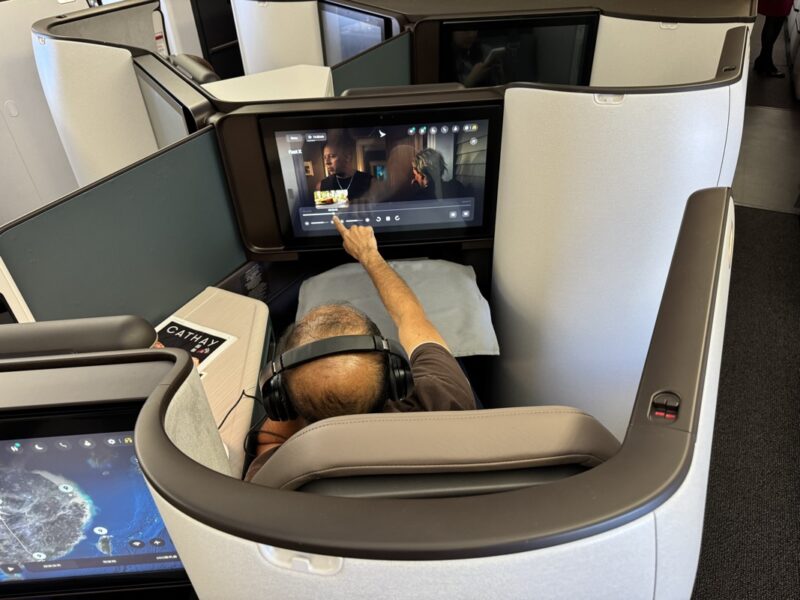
[{"x1": 249, "y1": 407, "x2": 620, "y2": 497}]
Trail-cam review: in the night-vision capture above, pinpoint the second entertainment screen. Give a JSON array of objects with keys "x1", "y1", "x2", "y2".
[
  {"x1": 0, "y1": 431, "x2": 181, "y2": 584},
  {"x1": 272, "y1": 119, "x2": 489, "y2": 238}
]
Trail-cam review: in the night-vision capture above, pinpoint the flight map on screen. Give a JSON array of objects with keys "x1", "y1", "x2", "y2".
[
  {"x1": 271, "y1": 118, "x2": 490, "y2": 238},
  {"x1": 0, "y1": 431, "x2": 181, "y2": 583}
]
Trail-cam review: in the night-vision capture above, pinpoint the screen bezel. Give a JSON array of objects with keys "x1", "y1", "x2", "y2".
[
  {"x1": 438, "y1": 13, "x2": 599, "y2": 88},
  {"x1": 0, "y1": 293, "x2": 18, "y2": 325},
  {"x1": 0, "y1": 402, "x2": 189, "y2": 597},
  {"x1": 318, "y1": 1, "x2": 392, "y2": 66},
  {"x1": 259, "y1": 103, "x2": 503, "y2": 251}
]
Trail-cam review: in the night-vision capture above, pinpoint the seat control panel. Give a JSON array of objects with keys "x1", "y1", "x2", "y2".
[{"x1": 650, "y1": 392, "x2": 681, "y2": 422}]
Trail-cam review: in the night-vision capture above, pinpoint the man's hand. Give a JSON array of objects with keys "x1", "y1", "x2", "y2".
[
  {"x1": 333, "y1": 215, "x2": 380, "y2": 265},
  {"x1": 332, "y1": 216, "x2": 449, "y2": 355}
]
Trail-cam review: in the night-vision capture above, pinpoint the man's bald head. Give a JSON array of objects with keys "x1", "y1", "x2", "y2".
[{"x1": 279, "y1": 304, "x2": 386, "y2": 423}]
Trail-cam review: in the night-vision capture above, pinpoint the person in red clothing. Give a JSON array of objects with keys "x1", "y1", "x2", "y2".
[{"x1": 754, "y1": 0, "x2": 793, "y2": 77}]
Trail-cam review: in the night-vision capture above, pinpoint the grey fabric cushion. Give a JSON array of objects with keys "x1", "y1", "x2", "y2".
[
  {"x1": 296, "y1": 259, "x2": 499, "y2": 357},
  {"x1": 164, "y1": 369, "x2": 235, "y2": 478},
  {"x1": 249, "y1": 406, "x2": 621, "y2": 490}
]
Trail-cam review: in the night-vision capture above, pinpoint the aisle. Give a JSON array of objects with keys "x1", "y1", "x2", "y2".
[{"x1": 693, "y1": 206, "x2": 800, "y2": 599}]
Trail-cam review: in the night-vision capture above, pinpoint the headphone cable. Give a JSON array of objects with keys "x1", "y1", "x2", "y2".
[{"x1": 216, "y1": 389, "x2": 257, "y2": 430}]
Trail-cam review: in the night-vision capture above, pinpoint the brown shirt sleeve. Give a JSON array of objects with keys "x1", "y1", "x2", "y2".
[
  {"x1": 383, "y1": 342, "x2": 477, "y2": 413},
  {"x1": 243, "y1": 444, "x2": 280, "y2": 482}
]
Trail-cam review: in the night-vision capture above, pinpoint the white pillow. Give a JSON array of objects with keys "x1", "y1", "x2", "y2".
[{"x1": 296, "y1": 259, "x2": 499, "y2": 357}]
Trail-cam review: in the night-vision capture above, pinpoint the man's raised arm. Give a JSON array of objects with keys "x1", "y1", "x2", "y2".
[{"x1": 333, "y1": 216, "x2": 448, "y2": 355}]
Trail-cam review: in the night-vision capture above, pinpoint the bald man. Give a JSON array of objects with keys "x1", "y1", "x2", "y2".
[{"x1": 245, "y1": 216, "x2": 476, "y2": 480}]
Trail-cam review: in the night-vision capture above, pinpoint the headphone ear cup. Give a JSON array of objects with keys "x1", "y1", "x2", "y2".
[
  {"x1": 279, "y1": 374, "x2": 298, "y2": 421},
  {"x1": 387, "y1": 353, "x2": 413, "y2": 402},
  {"x1": 401, "y1": 355, "x2": 414, "y2": 400},
  {"x1": 385, "y1": 354, "x2": 400, "y2": 402},
  {"x1": 264, "y1": 372, "x2": 297, "y2": 421},
  {"x1": 263, "y1": 372, "x2": 281, "y2": 421}
]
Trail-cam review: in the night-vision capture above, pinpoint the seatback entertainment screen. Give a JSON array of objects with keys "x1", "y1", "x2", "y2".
[
  {"x1": 440, "y1": 15, "x2": 597, "y2": 87},
  {"x1": 0, "y1": 429, "x2": 181, "y2": 585},
  {"x1": 320, "y1": 2, "x2": 389, "y2": 65},
  {"x1": 261, "y1": 105, "x2": 501, "y2": 245}
]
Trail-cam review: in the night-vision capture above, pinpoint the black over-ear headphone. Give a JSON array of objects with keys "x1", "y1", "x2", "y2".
[{"x1": 259, "y1": 335, "x2": 415, "y2": 421}]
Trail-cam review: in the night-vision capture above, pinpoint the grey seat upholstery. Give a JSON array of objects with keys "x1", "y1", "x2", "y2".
[{"x1": 249, "y1": 407, "x2": 620, "y2": 497}]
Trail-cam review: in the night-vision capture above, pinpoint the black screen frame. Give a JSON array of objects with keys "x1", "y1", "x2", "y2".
[
  {"x1": 259, "y1": 103, "x2": 503, "y2": 251},
  {"x1": 319, "y1": 1, "x2": 393, "y2": 66},
  {"x1": 438, "y1": 12, "x2": 599, "y2": 88},
  {"x1": 0, "y1": 402, "x2": 189, "y2": 598},
  {"x1": 0, "y1": 293, "x2": 18, "y2": 325}
]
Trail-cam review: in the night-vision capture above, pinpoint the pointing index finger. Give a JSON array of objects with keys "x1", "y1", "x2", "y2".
[{"x1": 332, "y1": 214, "x2": 347, "y2": 235}]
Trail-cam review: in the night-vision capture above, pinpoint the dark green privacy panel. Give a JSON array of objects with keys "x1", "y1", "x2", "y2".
[
  {"x1": 332, "y1": 31, "x2": 411, "y2": 96},
  {"x1": 0, "y1": 130, "x2": 246, "y2": 324}
]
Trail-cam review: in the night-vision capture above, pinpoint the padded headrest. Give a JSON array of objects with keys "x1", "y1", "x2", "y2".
[
  {"x1": 170, "y1": 54, "x2": 221, "y2": 84},
  {"x1": 0, "y1": 315, "x2": 156, "y2": 359},
  {"x1": 249, "y1": 406, "x2": 621, "y2": 490}
]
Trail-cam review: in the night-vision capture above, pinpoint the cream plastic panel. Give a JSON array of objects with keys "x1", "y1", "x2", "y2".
[
  {"x1": 160, "y1": 0, "x2": 203, "y2": 56},
  {"x1": 1, "y1": 360, "x2": 174, "y2": 407},
  {"x1": 203, "y1": 65, "x2": 333, "y2": 102},
  {"x1": 231, "y1": 0, "x2": 324, "y2": 75},
  {"x1": 0, "y1": 116, "x2": 40, "y2": 227},
  {"x1": 150, "y1": 485, "x2": 656, "y2": 599},
  {"x1": 790, "y1": 4, "x2": 799, "y2": 54},
  {"x1": 48, "y1": 0, "x2": 162, "y2": 54},
  {"x1": 718, "y1": 48, "x2": 748, "y2": 187},
  {"x1": 492, "y1": 85, "x2": 733, "y2": 441},
  {"x1": 33, "y1": 37, "x2": 158, "y2": 187},
  {"x1": 652, "y1": 204, "x2": 733, "y2": 599},
  {"x1": 0, "y1": 0, "x2": 79, "y2": 225},
  {"x1": 591, "y1": 16, "x2": 742, "y2": 86},
  {"x1": 0, "y1": 257, "x2": 35, "y2": 323},
  {"x1": 163, "y1": 287, "x2": 268, "y2": 476}
]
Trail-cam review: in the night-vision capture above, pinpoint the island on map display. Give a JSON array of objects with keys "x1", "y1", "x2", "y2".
[{"x1": 0, "y1": 431, "x2": 182, "y2": 583}]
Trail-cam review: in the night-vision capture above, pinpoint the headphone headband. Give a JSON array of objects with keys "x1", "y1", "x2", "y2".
[
  {"x1": 258, "y1": 335, "x2": 413, "y2": 422},
  {"x1": 260, "y1": 335, "x2": 407, "y2": 386}
]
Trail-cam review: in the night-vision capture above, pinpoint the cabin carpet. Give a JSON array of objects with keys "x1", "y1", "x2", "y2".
[{"x1": 693, "y1": 206, "x2": 800, "y2": 598}]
